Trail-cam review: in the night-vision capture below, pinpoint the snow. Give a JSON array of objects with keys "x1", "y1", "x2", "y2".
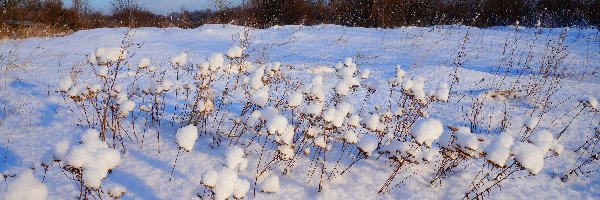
[
  {"x1": 484, "y1": 132, "x2": 514, "y2": 166},
  {"x1": 550, "y1": 140, "x2": 564, "y2": 155},
  {"x1": 277, "y1": 144, "x2": 294, "y2": 160},
  {"x1": 322, "y1": 107, "x2": 336, "y2": 122},
  {"x1": 347, "y1": 114, "x2": 361, "y2": 127},
  {"x1": 266, "y1": 115, "x2": 288, "y2": 135},
  {"x1": 306, "y1": 127, "x2": 321, "y2": 138},
  {"x1": 251, "y1": 87, "x2": 270, "y2": 107},
  {"x1": 484, "y1": 142, "x2": 511, "y2": 167},
  {"x1": 226, "y1": 46, "x2": 244, "y2": 58},
  {"x1": 525, "y1": 117, "x2": 540, "y2": 130},
  {"x1": 138, "y1": 57, "x2": 151, "y2": 69},
  {"x1": 454, "y1": 127, "x2": 480, "y2": 152},
  {"x1": 307, "y1": 66, "x2": 336, "y2": 74},
  {"x1": 314, "y1": 135, "x2": 327, "y2": 149},
  {"x1": 213, "y1": 168, "x2": 238, "y2": 200},
  {"x1": 83, "y1": 167, "x2": 108, "y2": 189},
  {"x1": 57, "y1": 76, "x2": 73, "y2": 92},
  {"x1": 108, "y1": 186, "x2": 127, "y2": 198},
  {"x1": 496, "y1": 132, "x2": 514, "y2": 148},
  {"x1": 66, "y1": 146, "x2": 92, "y2": 168},
  {"x1": 581, "y1": 96, "x2": 598, "y2": 110},
  {"x1": 260, "y1": 106, "x2": 279, "y2": 121},
  {"x1": 175, "y1": 124, "x2": 198, "y2": 152},
  {"x1": 3, "y1": 170, "x2": 48, "y2": 200},
  {"x1": 96, "y1": 66, "x2": 108, "y2": 77},
  {"x1": 278, "y1": 125, "x2": 294, "y2": 145},
  {"x1": 287, "y1": 92, "x2": 303, "y2": 107},
  {"x1": 208, "y1": 53, "x2": 225, "y2": 71},
  {"x1": 434, "y1": 83, "x2": 449, "y2": 101},
  {"x1": 95, "y1": 47, "x2": 127, "y2": 65},
  {"x1": 360, "y1": 69, "x2": 371, "y2": 79},
  {"x1": 357, "y1": 134, "x2": 379, "y2": 156},
  {"x1": 225, "y1": 146, "x2": 246, "y2": 171},
  {"x1": 363, "y1": 78, "x2": 378, "y2": 91},
  {"x1": 53, "y1": 139, "x2": 70, "y2": 160},
  {"x1": 201, "y1": 170, "x2": 219, "y2": 188},
  {"x1": 260, "y1": 175, "x2": 280, "y2": 193},
  {"x1": 343, "y1": 130, "x2": 358, "y2": 144},
  {"x1": 303, "y1": 102, "x2": 323, "y2": 116},
  {"x1": 63, "y1": 129, "x2": 121, "y2": 189},
  {"x1": 233, "y1": 178, "x2": 250, "y2": 198},
  {"x1": 1, "y1": 24, "x2": 599, "y2": 200},
  {"x1": 362, "y1": 113, "x2": 380, "y2": 131},
  {"x1": 512, "y1": 142, "x2": 545, "y2": 175},
  {"x1": 528, "y1": 130, "x2": 554, "y2": 154},
  {"x1": 94, "y1": 148, "x2": 121, "y2": 173},
  {"x1": 170, "y1": 53, "x2": 188, "y2": 68},
  {"x1": 410, "y1": 118, "x2": 444, "y2": 147},
  {"x1": 118, "y1": 100, "x2": 135, "y2": 117}
]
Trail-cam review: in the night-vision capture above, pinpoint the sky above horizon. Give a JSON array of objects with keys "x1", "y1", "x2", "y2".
[{"x1": 62, "y1": 0, "x2": 242, "y2": 14}]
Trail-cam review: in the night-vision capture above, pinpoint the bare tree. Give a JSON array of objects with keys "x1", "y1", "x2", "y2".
[{"x1": 213, "y1": 0, "x2": 231, "y2": 24}]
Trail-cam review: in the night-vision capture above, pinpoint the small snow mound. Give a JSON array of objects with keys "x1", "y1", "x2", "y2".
[
  {"x1": 170, "y1": 53, "x2": 188, "y2": 68},
  {"x1": 108, "y1": 186, "x2": 127, "y2": 198},
  {"x1": 175, "y1": 124, "x2": 198, "y2": 152},
  {"x1": 434, "y1": 83, "x2": 449, "y2": 101},
  {"x1": 525, "y1": 117, "x2": 539, "y2": 130},
  {"x1": 581, "y1": 96, "x2": 598, "y2": 110},
  {"x1": 287, "y1": 92, "x2": 303, "y2": 107},
  {"x1": 233, "y1": 178, "x2": 250, "y2": 198},
  {"x1": 3, "y1": 170, "x2": 48, "y2": 200},
  {"x1": 343, "y1": 130, "x2": 358, "y2": 144},
  {"x1": 213, "y1": 168, "x2": 238, "y2": 200},
  {"x1": 53, "y1": 139, "x2": 70, "y2": 160},
  {"x1": 410, "y1": 118, "x2": 444, "y2": 147},
  {"x1": 118, "y1": 100, "x2": 135, "y2": 117},
  {"x1": 138, "y1": 57, "x2": 151, "y2": 69},
  {"x1": 484, "y1": 142, "x2": 510, "y2": 167},
  {"x1": 512, "y1": 143, "x2": 544, "y2": 175},
  {"x1": 362, "y1": 113, "x2": 380, "y2": 132},
  {"x1": 357, "y1": 134, "x2": 379, "y2": 156},
  {"x1": 277, "y1": 145, "x2": 294, "y2": 160},
  {"x1": 260, "y1": 175, "x2": 280, "y2": 193},
  {"x1": 95, "y1": 47, "x2": 127, "y2": 65},
  {"x1": 454, "y1": 127, "x2": 480, "y2": 152},
  {"x1": 225, "y1": 146, "x2": 247, "y2": 171},
  {"x1": 57, "y1": 76, "x2": 73, "y2": 92},
  {"x1": 528, "y1": 130, "x2": 554, "y2": 154},
  {"x1": 314, "y1": 135, "x2": 327, "y2": 149},
  {"x1": 226, "y1": 46, "x2": 244, "y2": 58},
  {"x1": 201, "y1": 170, "x2": 219, "y2": 188},
  {"x1": 251, "y1": 87, "x2": 270, "y2": 107}
]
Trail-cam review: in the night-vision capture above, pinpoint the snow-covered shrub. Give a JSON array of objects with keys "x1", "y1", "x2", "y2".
[
  {"x1": 52, "y1": 129, "x2": 121, "y2": 199},
  {"x1": 199, "y1": 148, "x2": 251, "y2": 200},
  {"x1": 57, "y1": 41, "x2": 162, "y2": 150}
]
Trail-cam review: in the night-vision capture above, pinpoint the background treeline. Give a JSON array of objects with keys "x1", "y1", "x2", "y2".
[{"x1": 1, "y1": 0, "x2": 598, "y2": 38}]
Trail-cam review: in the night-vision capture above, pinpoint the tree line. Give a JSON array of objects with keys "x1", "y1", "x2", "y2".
[{"x1": 1, "y1": 0, "x2": 598, "y2": 32}]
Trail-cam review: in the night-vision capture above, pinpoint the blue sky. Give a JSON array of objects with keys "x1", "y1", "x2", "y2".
[{"x1": 63, "y1": 0, "x2": 242, "y2": 14}]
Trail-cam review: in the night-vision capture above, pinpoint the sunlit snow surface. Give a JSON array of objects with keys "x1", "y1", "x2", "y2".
[{"x1": 0, "y1": 24, "x2": 598, "y2": 199}]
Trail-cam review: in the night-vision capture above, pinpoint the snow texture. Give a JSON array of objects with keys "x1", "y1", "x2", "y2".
[
  {"x1": 260, "y1": 175, "x2": 280, "y2": 193},
  {"x1": 175, "y1": 124, "x2": 198, "y2": 152},
  {"x1": 410, "y1": 118, "x2": 444, "y2": 147},
  {"x1": 3, "y1": 170, "x2": 48, "y2": 200},
  {"x1": 357, "y1": 134, "x2": 379, "y2": 156},
  {"x1": 512, "y1": 142, "x2": 545, "y2": 175}
]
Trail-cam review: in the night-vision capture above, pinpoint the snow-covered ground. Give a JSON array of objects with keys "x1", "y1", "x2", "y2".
[{"x1": 0, "y1": 24, "x2": 599, "y2": 199}]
